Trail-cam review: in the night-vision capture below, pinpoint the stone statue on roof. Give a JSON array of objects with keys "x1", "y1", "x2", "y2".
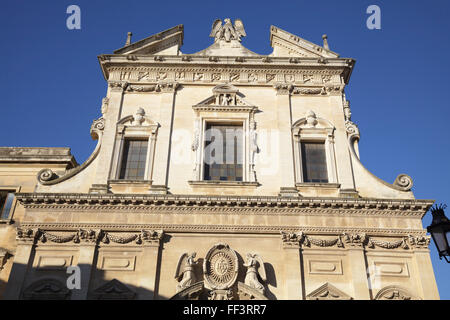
[{"x1": 210, "y1": 18, "x2": 246, "y2": 43}]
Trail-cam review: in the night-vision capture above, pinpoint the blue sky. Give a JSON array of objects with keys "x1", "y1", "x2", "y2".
[{"x1": 0, "y1": 0, "x2": 449, "y2": 299}]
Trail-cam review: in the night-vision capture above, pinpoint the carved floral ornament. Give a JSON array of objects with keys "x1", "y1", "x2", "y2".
[
  {"x1": 16, "y1": 227, "x2": 164, "y2": 246},
  {"x1": 280, "y1": 231, "x2": 430, "y2": 250}
]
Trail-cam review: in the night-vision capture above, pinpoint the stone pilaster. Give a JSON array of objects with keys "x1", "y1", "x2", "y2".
[
  {"x1": 150, "y1": 82, "x2": 179, "y2": 194},
  {"x1": 342, "y1": 233, "x2": 371, "y2": 300},
  {"x1": 70, "y1": 241, "x2": 97, "y2": 300},
  {"x1": 90, "y1": 81, "x2": 127, "y2": 193},
  {"x1": 136, "y1": 231, "x2": 164, "y2": 300},
  {"x1": 280, "y1": 232, "x2": 304, "y2": 299},
  {"x1": 274, "y1": 84, "x2": 297, "y2": 197},
  {"x1": 3, "y1": 228, "x2": 39, "y2": 299},
  {"x1": 409, "y1": 236, "x2": 440, "y2": 299}
]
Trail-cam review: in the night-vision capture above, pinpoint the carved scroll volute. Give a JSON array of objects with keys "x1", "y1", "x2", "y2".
[{"x1": 37, "y1": 116, "x2": 105, "y2": 185}]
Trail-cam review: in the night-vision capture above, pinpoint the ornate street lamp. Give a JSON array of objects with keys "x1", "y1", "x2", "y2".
[{"x1": 427, "y1": 204, "x2": 450, "y2": 263}]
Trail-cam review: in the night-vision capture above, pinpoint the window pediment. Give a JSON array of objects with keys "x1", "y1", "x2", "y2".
[
  {"x1": 292, "y1": 110, "x2": 335, "y2": 136},
  {"x1": 193, "y1": 84, "x2": 257, "y2": 113},
  {"x1": 117, "y1": 108, "x2": 159, "y2": 134}
]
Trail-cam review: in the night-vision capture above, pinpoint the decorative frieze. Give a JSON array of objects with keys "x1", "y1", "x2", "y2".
[
  {"x1": 106, "y1": 66, "x2": 344, "y2": 87},
  {"x1": 20, "y1": 228, "x2": 164, "y2": 246}
]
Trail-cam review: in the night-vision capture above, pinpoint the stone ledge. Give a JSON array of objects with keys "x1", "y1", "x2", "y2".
[
  {"x1": 188, "y1": 180, "x2": 259, "y2": 187},
  {"x1": 0, "y1": 147, "x2": 77, "y2": 168},
  {"x1": 296, "y1": 183, "x2": 340, "y2": 188}
]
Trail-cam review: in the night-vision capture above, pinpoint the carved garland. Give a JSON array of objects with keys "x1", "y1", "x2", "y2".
[
  {"x1": 16, "y1": 228, "x2": 164, "y2": 246},
  {"x1": 280, "y1": 231, "x2": 429, "y2": 250}
]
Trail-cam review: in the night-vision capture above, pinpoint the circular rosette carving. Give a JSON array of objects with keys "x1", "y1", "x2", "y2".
[
  {"x1": 393, "y1": 174, "x2": 413, "y2": 191},
  {"x1": 203, "y1": 243, "x2": 238, "y2": 290},
  {"x1": 37, "y1": 168, "x2": 57, "y2": 182}
]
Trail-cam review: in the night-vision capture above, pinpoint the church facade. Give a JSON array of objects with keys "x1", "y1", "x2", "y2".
[{"x1": 0, "y1": 19, "x2": 440, "y2": 300}]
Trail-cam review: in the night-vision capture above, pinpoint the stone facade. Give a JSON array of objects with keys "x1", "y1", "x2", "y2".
[{"x1": 0, "y1": 19, "x2": 439, "y2": 300}]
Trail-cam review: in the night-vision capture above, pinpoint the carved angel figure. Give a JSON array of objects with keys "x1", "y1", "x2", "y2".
[
  {"x1": 175, "y1": 252, "x2": 198, "y2": 293},
  {"x1": 210, "y1": 18, "x2": 246, "y2": 43},
  {"x1": 243, "y1": 253, "x2": 266, "y2": 295}
]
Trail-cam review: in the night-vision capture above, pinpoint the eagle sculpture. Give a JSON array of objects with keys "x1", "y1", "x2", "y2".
[{"x1": 210, "y1": 18, "x2": 246, "y2": 43}]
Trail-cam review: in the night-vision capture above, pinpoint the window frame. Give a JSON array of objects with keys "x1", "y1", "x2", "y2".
[
  {"x1": 190, "y1": 84, "x2": 259, "y2": 186},
  {"x1": 292, "y1": 116, "x2": 338, "y2": 185},
  {"x1": 300, "y1": 140, "x2": 330, "y2": 183},
  {"x1": 0, "y1": 186, "x2": 20, "y2": 224},
  {"x1": 201, "y1": 120, "x2": 246, "y2": 182},
  {"x1": 110, "y1": 114, "x2": 159, "y2": 182},
  {"x1": 118, "y1": 138, "x2": 150, "y2": 180}
]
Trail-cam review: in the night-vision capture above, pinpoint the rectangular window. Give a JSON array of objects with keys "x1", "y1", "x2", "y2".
[
  {"x1": 301, "y1": 142, "x2": 328, "y2": 183},
  {"x1": 203, "y1": 123, "x2": 243, "y2": 181},
  {"x1": 119, "y1": 139, "x2": 148, "y2": 180},
  {"x1": 0, "y1": 191, "x2": 15, "y2": 220}
]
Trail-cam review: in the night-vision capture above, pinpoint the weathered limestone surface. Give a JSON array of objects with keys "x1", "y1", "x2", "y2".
[{"x1": 0, "y1": 19, "x2": 439, "y2": 300}]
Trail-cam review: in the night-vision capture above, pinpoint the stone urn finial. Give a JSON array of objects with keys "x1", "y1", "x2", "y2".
[
  {"x1": 306, "y1": 110, "x2": 318, "y2": 127},
  {"x1": 133, "y1": 108, "x2": 145, "y2": 125}
]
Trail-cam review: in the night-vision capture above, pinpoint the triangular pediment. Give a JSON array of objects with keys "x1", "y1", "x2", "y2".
[
  {"x1": 194, "y1": 39, "x2": 261, "y2": 57},
  {"x1": 306, "y1": 282, "x2": 352, "y2": 300},
  {"x1": 114, "y1": 25, "x2": 183, "y2": 55},
  {"x1": 270, "y1": 26, "x2": 339, "y2": 58},
  {"x1": 193, "y1": 84, "x2": 257, "y2": 111},
  {"x1": 92, "y1": 279, "x2": 135, "y2": 300}
]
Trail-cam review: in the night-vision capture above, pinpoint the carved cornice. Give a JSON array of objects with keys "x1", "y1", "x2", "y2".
[
  {"x1": 19, "y1": 223, "x2": 427, "y2": 238},
  {"x1": 16, "y1": 193, "x2": 433, "y2": 217}
]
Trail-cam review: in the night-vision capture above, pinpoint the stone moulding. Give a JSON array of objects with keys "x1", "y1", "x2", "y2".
[
  {"x1": 17, "y1": 226, "x2": 428, "y2": 251},
  {"x1": 17, "y1": 223, "x2": 427, "y2": 239},
  {"x1": 15, "y1": 193, "x2": 433, "y2": 211},
  {"x1": 37, "y1": 118, "x2": 105, "y2": 186}
]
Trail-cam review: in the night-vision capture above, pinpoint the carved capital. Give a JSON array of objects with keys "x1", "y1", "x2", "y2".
[
  {"x1": 16, "y1": 227, "x2": 41, "y2": 244},
  {"x1": 158, "y1": 81, "x2": 180, "y2": 93},
  {"x1": 408, "y1": 235, "x2": 430, "y2": 249},
  {"x1": 273, "y1": 83, "x2": 293, "y2": 95},
  {"x1": 140, "y1": 229, "x2": 164, "y2": 246},
  {"x1": 342, "y1": 232, "x2": 367, "y2": 248},
  {"x1": 280, "y1": 231, "x2": 303, "y2": 248},
  {"x1": 108, "y1": 81, "x2": 128, "y2": 92}
]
